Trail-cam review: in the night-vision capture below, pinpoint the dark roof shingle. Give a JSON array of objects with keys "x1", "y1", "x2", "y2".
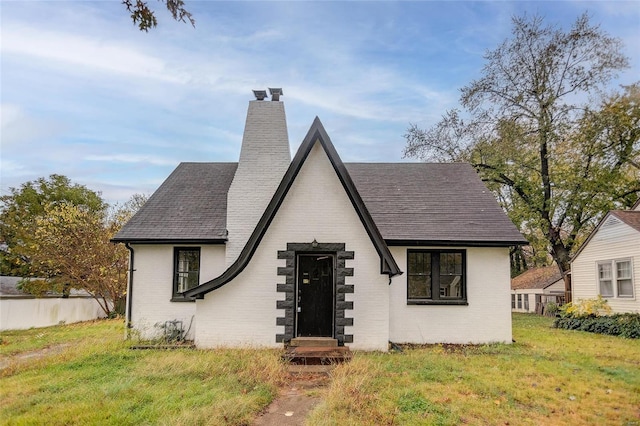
[
  {"x1": 114, "y1": 161, "x2": 526, "y2": 246},
  {"x1": 346, "y1": 162, "x2": 526, "y2": 244},
  {"x1": 113, "y1": 163, "x2": 237, "y2": 242}
]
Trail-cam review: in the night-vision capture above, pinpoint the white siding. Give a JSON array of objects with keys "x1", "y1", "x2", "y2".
[
  {"x1": 389, "y1": 247, "x2": 512, "y2": 344},
  {"x1": 129, "y1": 244, "x2": 226, "y2": 339},
  {"x1": 195, "y1": 141, "x2": 390, "y2": 351},
  {"x1": 510, "y1": 280, "x2": 564, "y2": 313},
  {"x1": 571, "y1": 220, "x2": 640, "y2": 313}
]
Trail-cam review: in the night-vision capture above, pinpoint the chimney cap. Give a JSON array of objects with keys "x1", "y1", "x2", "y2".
[
  {"x1": 269, "y1": 88, "x2": 283, "y2": 101},
  {"x1": 252, "y1": 90, "x2": 268, "y2": 101}
]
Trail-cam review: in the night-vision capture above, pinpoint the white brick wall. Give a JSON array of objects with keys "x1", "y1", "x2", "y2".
[
  {"x1": 225, "y1": 100, "x2": 291, "y2": 266},
  {"x1": 389, "y1": 246, "x2": 513, "y2": 344},
  {"x1": 196, "y1": 141, "x2": 390, "y2": 351},
  {"x1": 129, "y1": 244, "x2": 226, "y2": 340}
]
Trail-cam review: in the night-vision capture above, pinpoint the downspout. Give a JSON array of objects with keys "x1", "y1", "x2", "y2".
[{"x1": 125, "y1": 243, "x2": 135, "y2": 335}]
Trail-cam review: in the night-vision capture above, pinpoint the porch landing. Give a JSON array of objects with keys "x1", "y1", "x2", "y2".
[{"x1": 284, "y1": 338, "x2": 352, "y2": 366}]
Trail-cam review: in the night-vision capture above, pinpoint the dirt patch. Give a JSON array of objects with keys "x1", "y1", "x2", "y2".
[
  {"x1": 253, "y1": 371, "x2": 330, "y2": 426},
  {"x1": 0, "y1": 344, "x2": 70, "y2": 371}
]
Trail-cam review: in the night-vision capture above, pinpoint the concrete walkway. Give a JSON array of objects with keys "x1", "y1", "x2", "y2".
[{"x1": 253, "y1": 370, "x2": 331, "y2": 426}]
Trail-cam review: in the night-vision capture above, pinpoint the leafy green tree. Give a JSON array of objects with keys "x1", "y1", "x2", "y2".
[
  {"x1": 122, "y1": 0, "x2": 195, "y2": 32},
  {"x1": 0, "y1": 174, "x2": 106, "y2": 277},
  {"x1": 404, "y1": 13, "x2": 639, "y2": 301},
  {"x1": 25, "y1": 203, "x2": 128, "y2": 315}
]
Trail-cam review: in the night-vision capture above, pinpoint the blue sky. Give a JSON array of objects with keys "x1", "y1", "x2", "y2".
[{"x1": 1, "y1": 1, "x2": 639, "y2": 206}]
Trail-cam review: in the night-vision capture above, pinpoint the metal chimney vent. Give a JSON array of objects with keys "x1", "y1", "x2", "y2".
[
  {"x1": 252, "y1": 89, "x2": 268, "y2": 101},
  {"x1": 269, "y1": 87, "x2": 283, "y2": 101}
]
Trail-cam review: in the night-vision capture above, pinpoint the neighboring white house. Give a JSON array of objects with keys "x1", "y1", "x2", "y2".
[
  {"x1": 0, "y1": 276, "x2": 106, "y2": 331},
  {"x1": 511, "y1": 266, "x2": 565, "y2": 314},
  {"x1": 113, "y1": 90, "x2": 527, "y2": 351},
  {"x1": 571, "y1": 200, "x2": 640, "y2": 314}
]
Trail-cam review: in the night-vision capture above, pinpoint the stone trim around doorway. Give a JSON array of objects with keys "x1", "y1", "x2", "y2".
[{"x1": 276, "y1": 242, "x2": 354, "y2": 345}]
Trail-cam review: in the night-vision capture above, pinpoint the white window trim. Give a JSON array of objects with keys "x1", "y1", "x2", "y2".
[{"x1": 596, "y1": 258, "x2": 635, "y2": 299}]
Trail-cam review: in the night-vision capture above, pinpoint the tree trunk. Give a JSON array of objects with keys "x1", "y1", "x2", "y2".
[{"x1": 550, "y1": 242, "x2": 572, "y2": 303}]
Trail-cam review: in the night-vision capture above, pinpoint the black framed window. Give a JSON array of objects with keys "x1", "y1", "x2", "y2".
[
  {"x1": 173, "y1": 248, "x2": 200, "y2": 301},
  {"x1": 407, "y1": 250, "x2": 466, "y2": 305}
]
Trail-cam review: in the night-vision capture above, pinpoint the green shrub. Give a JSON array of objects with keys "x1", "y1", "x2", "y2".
[{"x1": 553, "y1": 312, "x2": 640, "y2": 338}]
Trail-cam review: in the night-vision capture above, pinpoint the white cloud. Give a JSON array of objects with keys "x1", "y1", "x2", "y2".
[
  {"x1": 0, "y1": 103, "x2": 67, "y2": 146},
  {"x1": 85, "y1": 154, "x2": 177, "y2": 167},
  {"x1": 1, "y1": 24, "x2": 187, "y2": 84}
]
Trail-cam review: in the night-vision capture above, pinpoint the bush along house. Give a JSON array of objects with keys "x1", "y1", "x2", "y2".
[{"x1": 113, "y1": 89, "x2": 527, "y2": 351}]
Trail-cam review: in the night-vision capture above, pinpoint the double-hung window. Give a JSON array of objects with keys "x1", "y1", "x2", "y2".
[
  {"x1": 407, "y1": 250, "x2": 466, "y2": 305},
  {"x1": 598, "y1": 259, "x2": 634, "y2": 298},
  {"x1": 173, "y1": 248, "x2": 200, "y2": 300}
]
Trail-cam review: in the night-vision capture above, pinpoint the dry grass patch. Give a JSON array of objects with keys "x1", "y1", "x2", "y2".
[
  {"x1": 1, "y1": 319, "x2": 287, "y2": 425},
  {"x1": 307, "y1": 314, "x2": 640, "y2": 426}
]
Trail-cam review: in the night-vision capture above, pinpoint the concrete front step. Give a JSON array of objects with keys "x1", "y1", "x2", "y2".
[
  {"x1": 284, "y1": 346, "x2": 352, "y2": 365},
  {"x1": 290, "y1": 337, "x2": 338, "y2": 347}
]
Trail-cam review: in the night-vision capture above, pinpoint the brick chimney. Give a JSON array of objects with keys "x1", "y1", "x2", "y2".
[{"x1": 225, "y1": 88, "x2": 291, "y2": 265}]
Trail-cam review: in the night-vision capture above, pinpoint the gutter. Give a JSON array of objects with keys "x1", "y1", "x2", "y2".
[{"x1": 125, "y1": 243, "x2": 135, "y2": 332}]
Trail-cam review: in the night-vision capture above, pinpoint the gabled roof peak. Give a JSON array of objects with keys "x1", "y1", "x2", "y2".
[{"x1": 184, "y1": 117, "x2": 401, "y2": 298}]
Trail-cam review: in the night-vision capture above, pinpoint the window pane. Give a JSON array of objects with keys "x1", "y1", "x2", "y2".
[
  {"x1": 511, "y1": 294, "x2": 515, "y2": 309},
  {"x1": 408, "y1": 252, "x2": 432, "y2": 299},
  {"x1": 175, "y1": 249, "x2": 200, "y2": 295},
  {"x1": 600, "y1": 280, "x2": 613, "y2": 297},
  {"x1": 524, "y1": 294, "x2": 529, "y2": 310},
  {"x1": 616, "y1": 261, "x2": 631, "y2": 279},
  {"x1": 179, "y1": 250, "x2": 200, "y2": 272},
  {"x1": 598, "y1": 263, "x2": 612, "y2": 279},
  {"x1": 409, "y1": 275, "x2": 431, "y2": 299},
  {"x1": 617, "y1": 279, "x2": 633, "y2": 297},
  {"x1": 439, "y1": 274, "x2": 462, "y2": 298},
  {"x1": 517, "y1": 294, "x2": 522, "y2": 309},
  {"x1": 439, "y1": 253, "x2": 462, "y2": 299}
]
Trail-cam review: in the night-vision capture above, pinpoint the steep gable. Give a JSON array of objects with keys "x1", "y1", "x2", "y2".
[
  {"x1": 184, "y1": 118, "x2": 401, "y2": 298},
  {"x1": 571, "y1": 209, "x2": 640, "y2": 262}
]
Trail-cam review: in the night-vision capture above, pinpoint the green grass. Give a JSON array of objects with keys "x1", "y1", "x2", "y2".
[
  {"x1": 2, "y1": 315, "x2": 639, "y2": 425},
  {"x1": 307, "y1": 314, "x2": 640, "y2": 426},
  {"x1": 1, "y1": 319, "x2": 286, "y2": 425}
]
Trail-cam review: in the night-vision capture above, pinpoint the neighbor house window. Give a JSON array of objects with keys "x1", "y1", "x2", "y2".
[
  {"x1": 598, "y1": 259, "x2": 634, "y2": 298},
  {"x1": 524, "y1": 294, "x2": 529, "y2": 311},
  {"x1": 517, "y1": 294, "x2": 522, "y2": 309},
  {"x1": 173, "y1": 248, "x2": 200, "y2": 300},
  {"x1": 407, "y1": 250, "x2": 466, "y2": 304},
  {"x1": 511, "y1": 294, "x2": 516, "y2": 309}
]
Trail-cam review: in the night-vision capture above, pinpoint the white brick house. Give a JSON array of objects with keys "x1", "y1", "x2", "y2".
[
  {"x1": 571, "y1": 201, "x2": 640, "y2": 314},
  {"x1": 113, "y1": 90, "x2": 527, "y2": 350}
]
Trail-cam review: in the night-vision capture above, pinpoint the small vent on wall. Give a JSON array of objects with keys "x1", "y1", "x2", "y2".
[{"x1": 602, "y1": 216, "x2": 621, "y2": 228}]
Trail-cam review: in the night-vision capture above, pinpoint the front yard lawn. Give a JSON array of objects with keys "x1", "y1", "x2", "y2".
[{"x1": 1, "y1": 314, "x2": 639, "y2": 425}]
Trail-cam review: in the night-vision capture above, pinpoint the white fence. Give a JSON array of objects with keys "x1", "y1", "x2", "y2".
[{"x1": 0, "y1": 297, "x2": 106, "y2": 331}]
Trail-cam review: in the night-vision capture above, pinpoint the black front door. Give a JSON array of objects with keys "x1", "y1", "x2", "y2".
[{"x1": 296, "y1": 254, "x2": 334, "y2": 337}]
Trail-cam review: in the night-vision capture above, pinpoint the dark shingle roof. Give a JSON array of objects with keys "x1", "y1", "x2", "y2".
[
  {"x1": 114, "y1": 160, "x2": 526, "y2": 246},
  {"x1": 346, "y1": 163, "x2": 526, "y2": 245},
  {"x1": 113, "y1": 163, "x2": 237, "y2": 242}
]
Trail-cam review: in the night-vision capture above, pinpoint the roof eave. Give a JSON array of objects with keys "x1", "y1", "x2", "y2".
[
  {"x1": 385, "y1": 239, "x2": 529, "y2": 247},
  {"x1": 110, "y1": 238, "x2": 227, "y2": 244}
]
